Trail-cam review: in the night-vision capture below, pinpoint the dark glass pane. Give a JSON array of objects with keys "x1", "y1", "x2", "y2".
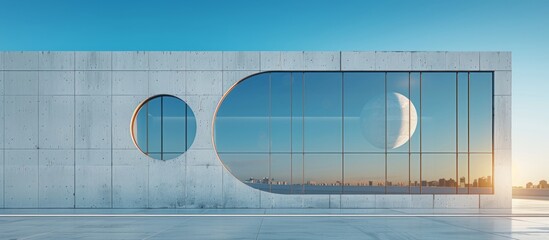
[
  {"x1": 162, "y1": 96, "x2": 186, "y2": 159},
  {"x1": 291, "y1": 72, "x2": 304, "y2": 153},
  {"x1": 215, "y1": 74, "x2": 270, "y2": 153},
  {"x1": 147, "y1": 97, "x2": 162, "y2": 155},
  {"x1": 458, "y1": 154, "x2": 469, "y2": 194},
  {"x1": 410, "y1": 73, "x2": 421, "y2": 153},
  {"x1": 304, "y1": 72, "x2": 342, "y2": 153},
  {"x1": 343, "y1": 154, "x2": 385, "y2": 194},
  {"x1": 470, "y1": 154, "x2": 492, "y2": 194},
  {"x1": 304, "y1": 154, "x2": 342, "y2": 194},
  {"x1": 271, "y1": 153, "x2": 291, "y2": 194},
  {"x1": 344, "y1": 72, "x2": 385, "y2": 153},
  {"x1": 421, "y1": 154, "x2": 456, "y2": 194},
  {"x1": 421, "y1": 73, "x2": 456, "y2": 152},
  {"x1": 291, "y1": 152, "x2": 304, "y2": 193},
  {"x1": 470, "y1": 72, "x2": 493, "y2": 153},
  {"x1": 387, "y1": 72, "x2": 412, "y2": 153},
  {"x1": 457, "y1": 73, "x2": 469, "y2": 153},
  {"x1": 186, "y1": 104, "x2": 196, "y2": 150},
  {"x1": 271, "y1": 73, "x2": 291, "y2": 153},
  {"x1": 220, "y1": 153, "x2": 270, "y2": 192},
  {"x1": 410, "y1": 154, "x2": 420, "y2": 193},
  {"x1": 387, "y1": 154, "x2": 409, "y2": 193}
]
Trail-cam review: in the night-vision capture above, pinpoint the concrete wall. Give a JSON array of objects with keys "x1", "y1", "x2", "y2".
[{"x1": 0, "y1": 51, "x2": 512, "y2": 208}]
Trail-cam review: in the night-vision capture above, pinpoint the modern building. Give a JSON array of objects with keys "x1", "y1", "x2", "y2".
[{"x1": 0, "y1": 51, "x2": 511, "y2": 209}]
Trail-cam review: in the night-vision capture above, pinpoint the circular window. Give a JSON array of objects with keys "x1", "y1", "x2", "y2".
[{"x1": 131, "y1": 95, "x2": 196, "y2": 160}]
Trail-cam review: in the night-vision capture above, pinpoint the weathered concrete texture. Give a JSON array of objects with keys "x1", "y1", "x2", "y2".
[
  {"x1": 480, "y1": 52, "x2": 512, "y2": 70},
  {"x1": 75, "y1": 71, "x2": 111, "y2": 95},
  {"x1": 185, "y1": 95, "x2": 221, "y2": 150},
  {"x1": 375, "y1": 195, "x2": 412, "y2": 208},
  {"x1": 39, "y1": 71, "x2": 74, "y2": 95},
  {"x1": 75, "y1": 51, "x2": 111, "y2": 70},
  {"x1": 4, "y1": 150, "x2": 38, "y2": 208},
  {"x1": 187, "y1": 149, "x2": 220, "y2": 167},
  {"x1": 3, "y1": 51, "x2": 39, "y2": 70},
  {"x1": 38, "y1": 150, "x2": 74, "y2": 208},
  {"x1": 149, "y1": 51, "x2": 185, "y2": 70},
  {"x1": 112, "y1": 71, "x2": 148, "y2": 95},
  {"x1": 340, "y1": 195, "x2": 375, "y2": 208},
  {"x1": 434, "y1": 195, "x2": 479, "y2": 209},
  {"x1": 4, "y1": 71, "x2": 38, "y2": 95},
  {"x1": 39, "y1": 51, "x2": 74, "y2": 70},
  {"x1": 186, "y1": 52, "x2": 222, "y2": 70},
  {"x1": 303, "y1": 51, "x2": 340, "y2": 70},
  {"x1": 458, "y1": 52, "x2": 480, "y2": 70},
  {"x1": 494, "y1": 71, "x2": 512, "y2": 96},
  {"x1": 0, "y1": 150, "x2": 3, "y2": 207},
  {"x1": 39, "y1": 96, "x2": 74, "y2": 149},
  {"x1": 375, "y1": 52, "x2": 412, "y2": 70},
  {"x1": 0, "y1": 70, "x2": 4, "y2": 95},
  {"x1": 186, "y1": 71, "x2": 222, "y2": 96},
  {"x1": 149, "y1": 71, "x2": 185, "y2": 96},
  {"x1": 5, "y1": 96, "x2": 38, "y2": 149},
  {"x1": 75, "y1": 96, "x2": 111, "y2": 149},
  {"x1": 148, "y1": 155, "x2": 186, "y2": 208},
  {"x1": 494, "y1": 96, "x2": 512, "y2": 150},
  {"x1": 186, "y1": 165, "x2": 222, "y2": 208},
  {"x1": 341, "y1": 51, "x2": 375, "y2": 70},
  {"x1": 261, "y1": 193, "x2": 330, "y2": 208},
  {"x1": 112, "y1": 96, "x2": 146, "y2": 149},
  {"x1": 411, "y1": 52, "x2": 446, "y2": 70},
  {"x1": 75, "y1": 150, "x2": 111, "y2": 208},
  {"x1": 0, "y1": 96, "x2": 4, "y2": 148},
  {"x1": 112, "y1": 149, "x2": 149, "y2": 208},
  {"x1": 112, "y1": 51, "x2": 148, "y2": 70},
  {"x1": 223, "y1": 52, "x2": 260, "y2": 71}
]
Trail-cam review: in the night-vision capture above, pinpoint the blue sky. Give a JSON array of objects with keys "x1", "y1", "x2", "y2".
[{"x1": 1, "y1": 0, "x2": 548, "y2": 186}]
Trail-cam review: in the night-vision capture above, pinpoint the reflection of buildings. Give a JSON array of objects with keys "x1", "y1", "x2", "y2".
[
  {"x1": 525, "y1": 180, "x2": 549, "y2": 189},
  {"x1": 245, "y1": 175, "x2": 494, "y2": 189}
]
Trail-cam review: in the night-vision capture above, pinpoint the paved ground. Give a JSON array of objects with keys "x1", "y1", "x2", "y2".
[{"x1": 1, "y1": 199, "x2": 549, "y2": 239}]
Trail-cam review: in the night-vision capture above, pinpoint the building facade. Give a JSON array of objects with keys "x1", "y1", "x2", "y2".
[{"x1": 0, "y1": 51, "x2": 511, "y2": 208}]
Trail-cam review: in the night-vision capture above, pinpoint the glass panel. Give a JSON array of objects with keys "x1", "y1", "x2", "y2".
[
  {"x1": 387, "y1": 154, "x2": 409, "y2": 193},
  {"x1": 421, "y1": 73, "x2": 456, "y2": 152},
  {"x1": 186, "y1": 105, "x2": 196, "y2": 150},
  {"x1": 162, "y1": 96, "x2": 186, "y2": 159},
  {"x1": 271, "y1": 153, "x2": 291, "y2": 193},
  {"x1": 457, "y1": 73, "x2": 469, "y2": 153},
  {"x1": 344, "y1": 72, "x2": 386, "y2": 153},
  {"x1": 291, "y1": 153, "x2": 304, "y2": 193},
  {"x1": 291, "y1": 72, "x2": 304, "y2": 153},
  {"x1": 343, "y1": 154, "x2": 385, "y2": 194},
  {"x1": 271, "y1": 72, "x2": 292, "y2": 153},
  {"x1": 215, "y1": 74, "x2": 270, "y2": 153},
  {"x1": 304, "y1": 72, "x2": 342, "y2": 153},
  {"x1": 147, "y1": 97, "x2": 162, "y2": 156},
  {"x1": 387, "y1": 72, "x2": 411, "y2": 153},
  {"x1": 470, "y1": 154, "x2": 493, "y2": 194},
  {"x1": 421, "y1": 154, "x2": 456, "y2": 194},
  {"x1": 458, "y1": 154, "x2": 469, "y2": 194},
  {"x1": 304, "y1": 154, "x2": 342, "y2": 194},
  {"x1": 220, "y1": 153, "x2": 270, "y2": 192},
  {"x1": 410, "y1": 154, "x2": 420, "y2": 193},
  {"x1": 470, "y1": 72, "x2": 493, "y2": 153},
  {"x1": 410, "y1": 73, "x2": 421, "y2": 153}
]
